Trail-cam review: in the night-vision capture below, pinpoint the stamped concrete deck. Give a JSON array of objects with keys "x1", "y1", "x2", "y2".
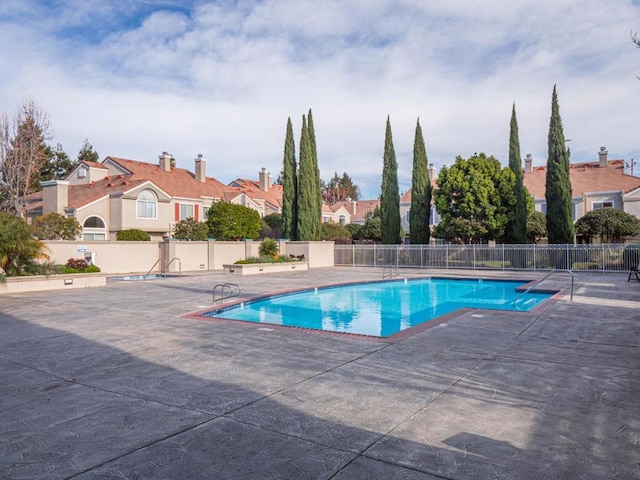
[{"x1": 1, "y1": 267, "x2": 639, "y2": 479}]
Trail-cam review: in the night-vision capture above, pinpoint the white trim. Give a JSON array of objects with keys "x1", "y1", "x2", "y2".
[{"x1": 136, "y1": 189, "x2": 158, "y2": 220}]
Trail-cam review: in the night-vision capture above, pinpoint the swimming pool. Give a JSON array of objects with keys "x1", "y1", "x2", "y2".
[
  {"x1": 201, "y1": 277, "x2": 554, "y2": 337},
  {"x1": 108, "y1": 274, "x2": 180, "y2": 281}
]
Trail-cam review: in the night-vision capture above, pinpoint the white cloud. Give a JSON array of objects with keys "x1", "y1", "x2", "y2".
[{"x1": 0, "y1": 0, "x2": 639, "y2": 198}]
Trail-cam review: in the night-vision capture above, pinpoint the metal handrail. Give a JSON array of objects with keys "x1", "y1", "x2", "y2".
[
  {"x1": 143, "y1": 259, "x2": 162, "y2": 279},
  {"x1": 382, "y1": 266, "x2": 399, "y2": 279},
  {"x1": 213, "y1": 283, "x2": 241, "y2": 303},
  {"x1": 163, "y1": 257, "x2": 181, "y2": 277},
  {"x1": 513, "y1": 268, "x2": 574, "y2": 304},
  {"x1": 143, "y1": 257, "x2": 182, "y2": 279}
]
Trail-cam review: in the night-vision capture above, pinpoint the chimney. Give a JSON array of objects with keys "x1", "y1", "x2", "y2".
[
  {"x1": 41, "y1": 180, "x2": 69, "y2": 215},
  {"x1": 351, "y1": 199, "x2": 357, "y2": 215},
  {"x1": 158, "y1": 151, "x2": 172, "y2": 172},
  {"x1": 428, "y1": 163, "x2": 436, "y2": 181},
  {"x1": 258, "y1": 167, "x2": 272, "y2": 191},
  {"x1": 598, "y1": 146, "x2": 608, "y2": 167},
  {"x1": 195, "y1": 154, "x2": 206, "y2": 183},
  {"x1": 524, "y1": 154, "x2": 533, "y2": 174}
]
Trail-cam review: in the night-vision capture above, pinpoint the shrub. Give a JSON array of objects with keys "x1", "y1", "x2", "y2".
[
  {"x1": 206, "y1": 202, "x2": 261, "y2": 240},
  {"x1": 173, "y1": 217, "x2": 208, "y2": 241},
  {"x1": 59, "y1": 258, "x2": 101, "y2": 274},
  {"x1": 116, "y1": 229, "x2": 150, "y2": 241},
  {"x1": 32, "y1": 213, "x2": 81, "y2": 240},
  {"x1": 66, "y1": 258, "x2": 87, "y2": 270},
  {"x1": 320, "y1": 222, "x2": 351, "y2": 241},
  {"x1": 333, "y1": 236, "x2": 352, "y2": 245},
  {"x1": 259, "y1": 238, "x2": 279, "y2": 259},
  {"x1": 234, "y1": 256, "x2": 295, "y2": 264},
  {"x1": 0, "y1": 212, "x2": 49, "y2": 275}
]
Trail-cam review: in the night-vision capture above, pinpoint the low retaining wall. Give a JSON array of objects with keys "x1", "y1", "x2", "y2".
[
  {"x1": 223, "y1": 262, "x2": 308, "y2": 276},
  {"x1": 0, "y1": 274, "x2": 108, "y2": 294}
]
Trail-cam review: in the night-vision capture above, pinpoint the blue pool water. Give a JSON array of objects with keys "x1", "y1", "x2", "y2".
[{"x1": 202, "y1": 278, "x2": 553, "y2": 337}]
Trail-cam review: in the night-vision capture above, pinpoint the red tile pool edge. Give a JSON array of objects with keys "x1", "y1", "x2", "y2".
[{"x1": 182, "y1": 277, "x2": 563, "y2": 343}]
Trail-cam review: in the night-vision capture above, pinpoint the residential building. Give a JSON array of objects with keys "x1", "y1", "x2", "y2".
[
  {"x1": 522, "y1": 148, "x2": 640, "y2": 220},
  {"x1": 29, "y1": 154, "x2": 282, "y2": 241}
]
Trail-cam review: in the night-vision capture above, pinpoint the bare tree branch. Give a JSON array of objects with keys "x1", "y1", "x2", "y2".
[{"x1": 0, "y1": 97, "x2": 51, "y2": 217}]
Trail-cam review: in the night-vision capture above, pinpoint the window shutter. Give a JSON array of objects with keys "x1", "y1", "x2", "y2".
[
  {"x1": 175, "y1": 203, "x2": 180, "y2": 221},
  {"x1": 195, "y1": 204, "x2": 199, "y2": 221}
]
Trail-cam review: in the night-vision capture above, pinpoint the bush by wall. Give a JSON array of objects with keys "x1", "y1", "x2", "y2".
[{"x1": 116, "y1": 229, "x2": 150, "y2": 241}]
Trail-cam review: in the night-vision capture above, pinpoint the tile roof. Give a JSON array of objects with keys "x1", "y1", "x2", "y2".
[
  {"x1": 345, "y1": 199, "x2": 380, "y2": 223},
  {"x1": 229, "y1": 178, "x2": 283, "y2": 209},
  {"x1": 82, "y1": 161, "x2": 107, "y2": 169},
  {"x1": 523, "y1": 159, "x2": 640, "y2": 198},
  {"x1": 106, "y1": 157, "x2": 230, "y2": 200}
]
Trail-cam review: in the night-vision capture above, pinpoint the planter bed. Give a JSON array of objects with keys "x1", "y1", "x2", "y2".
[
  {"x1": 223, "y1": 261, "x2": 308, "y2": 276},
  {"x1": 0, "y1": 273, "x2": 108, "y2": 294}
]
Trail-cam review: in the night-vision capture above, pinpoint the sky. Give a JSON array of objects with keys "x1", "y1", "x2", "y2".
[{"x1": 1, "y1": 0, "x2": 639, "y2": 199}]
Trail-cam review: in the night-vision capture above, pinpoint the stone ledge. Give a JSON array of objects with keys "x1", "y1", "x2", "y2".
[
  {"x1": 223, "y1": 261, "x2": 308, "y2": 275},
  {"x1": 0, "y1": 273, "x2": 108, "y2": 294}
]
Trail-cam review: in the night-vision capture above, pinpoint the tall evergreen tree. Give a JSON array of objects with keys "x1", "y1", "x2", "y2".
[
  {"x1": 281, "y1": 118, "x2": 298, "y2": 240},
  {"x1": 380, "y1": 116, "x2": 401, "y2": 244},
  {"x1": 297, "y1": 115, "x2": 320, "y2": 240},
  {"x1": 503, "y1": 104, "x2": 527, "y2": 244},
  {"x1": 77, "y1": 138, "x2": 99, "y2": 163},
  {"x1": 307, "y1": 109, "x2": 322, "y2": 228},
  {"x1": 40, "y1": 143, "x2": 76, "y2": 184},
  {"x1": 409, "y1": 118, "x2": 431, "y2": 244},
  {"x1": 545, "y1": 85, "x2": 574, "y2": 244}
]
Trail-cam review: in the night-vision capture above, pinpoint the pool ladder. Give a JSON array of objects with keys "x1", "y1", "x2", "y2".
[
  {"x1": 382, "y1": 266, "x2": 400, "y2": 279},
  {"x1": 143, "y1": 257, "x2": 182, "y2": 279},
  {"x1": 513, "y1": 268, "x2": 574, "y2": 305},
  {"x1": 213, "y1": 283, "x2": 241, "y2": 304}
]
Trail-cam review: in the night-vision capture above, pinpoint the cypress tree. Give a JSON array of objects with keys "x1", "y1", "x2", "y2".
[
  {"x1": 409, "y1": 118, "x2": 431, "y2": 245},
  {"x1": 307, "y1": 109, "x2": 323, "y2": 230},
  {"x1": 380, "y1": 116, "x2": 401, "y2": 244},
  {"x1": 545, "y1": 85, "x2": 574, "y2": 245},
  {"x1": 504, "y1": 103, "x2": 528, "y2": 244},
  {"x1": 297, "y1": 115, "x2": 320, "y2": 240},
  {"x1": 281, "y1": 117, "x2": 298, "y2": 240}
]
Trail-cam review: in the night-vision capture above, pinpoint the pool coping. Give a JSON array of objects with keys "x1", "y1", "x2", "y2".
[{"x1": 183, "y1": 275, "x2": 563, "y2": 343}]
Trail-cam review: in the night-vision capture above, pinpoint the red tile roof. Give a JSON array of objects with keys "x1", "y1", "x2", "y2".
[
  {"x1": 229, "y1": 178, "x2": 283, "y2": 209},
  {"x1": 523, "y1": 159, "x2": 640, "y2": 198}
]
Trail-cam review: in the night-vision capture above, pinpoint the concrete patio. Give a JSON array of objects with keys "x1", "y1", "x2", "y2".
[{"x1": 1, "y1": 267, "x2": 638, "y2": 479}]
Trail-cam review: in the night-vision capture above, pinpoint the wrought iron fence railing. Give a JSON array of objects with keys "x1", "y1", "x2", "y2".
[{"x1": 334, "y1": 243, "x2": 640, "y2": 273}]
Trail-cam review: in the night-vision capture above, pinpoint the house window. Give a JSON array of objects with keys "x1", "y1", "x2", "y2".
[
  {"x1": 137, "y1": 189, "x2": 157, "y2": 219},
  {"x1": 429, "y1": 206, "x2": 435, "y2": 225},
  {"x1": 180, "y1": 203, "x2": 194, "y2": 220},
  {"x1": 592, "y1": 201, "x2": 613, "y2": 210},
  {"x1": 339, "y1": 215, "x2": 346, "y2": 225},
  {"x1": 541, "y1": 203, "x2": 547, "y2": 214},
  {"x1": 203, "y1": 206, "x2": 210, "y2": 219},
  {"x1": 82, "y1": 216, "x2": 107, "y2": 241},
  {"x1": 404, "y1": 210, "x2": 410, "y2": 223}
]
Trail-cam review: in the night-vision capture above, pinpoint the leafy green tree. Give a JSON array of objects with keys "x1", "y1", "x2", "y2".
[
  {"x1": 545, "y1": 85, "x2": 574, "y2": 245},
  {"x1": 322, "y1": 172, "x2": 361, "y2": 204},
  {"x1": 503, "y1": 104, "x2": 527, "y2": 244},
  {"x1": 173, "y1": 217, "x2": 209, "y2": 241},
  {"x1": 344, "y1": 223, "x2": 361, "y2": 238},
  {"x1": 527, "y1": 211, "x2": 547, "y2": 244},
  {"x1": 380, "y1": 116, "x2": 401, "y2": 244},
  {"x1": 116, "y1": 229, "x2": 150, "y2": 241},
  {"x1": 296, "y1": 115, "x2": 320, "y2": 240},
  {"x1": 206, "y1": 201, "x2": 261, "y2": 241},
  {"x1": 77, "y1": 138, "x2": 99, "y2": 163},
  {"x1": 433, "y1": 153, "x2": 516, "y2": 244},
  {"x1": 319, "y1": 222, "x2": 351, "y2": 240},
  {"x1": 281, "y1": 118, "x2": 298, "y2": 240},
  {"x1": 575, "y1": 208, "x2": 640, "y2": 243},
  {"x1": 40, "y1": 144, "x2": 76, "y2": 184},
  {"x1": 259, "y1": 213, "x2": 283, "y2": 239},
  {"x1": 409, "y1": 119, "x2": 432, "y2": 245},
  {"x1": 32, "y1": 213, "x2": 81, "y2": 240},
  {"x1": 354, "y1": 207, "x2": 382, "y2": 241},
  {"x1": 0, "y1": 212, "x2": 48, "y2": 275}
]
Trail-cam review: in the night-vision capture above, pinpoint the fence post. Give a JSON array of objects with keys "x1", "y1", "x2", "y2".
[
  {"x1": 533, "y1": 244, "x2": 536, "y2": 271},
  {"x1": 566, "y1": 244, "x2": 570, "y2": 270},
  {"x1": 373, "y1": 244, "x2": 376, "y2": 268},
  {"x1": 352, "y1": 244, "x2": 355, "y2": 268},
  {"x1": 473, "y1": 244, "x2": 476, "y2": 270},
  {"x1": 502, "y1": 244, "x2": 505, "y2": 271},
  {"x1": 396, "y1": 245, "x2": 399, "y2": 269},
  {"x1": 601, "y1": 243, "x2": 605, "y2": 273}
]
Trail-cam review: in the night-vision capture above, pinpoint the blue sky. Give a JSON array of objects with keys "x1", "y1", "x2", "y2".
[{"x1": 1, "y1": 0, "x2": 639, "y2": 198}]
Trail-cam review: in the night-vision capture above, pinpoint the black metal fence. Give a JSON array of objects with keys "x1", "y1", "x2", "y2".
[{"x1": 335, "y1": 244, "x2": 640, "y2": 272}]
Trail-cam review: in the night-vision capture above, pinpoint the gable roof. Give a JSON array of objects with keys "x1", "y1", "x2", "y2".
[
  {"x1": 229, "y1": 178, "x2": 283, "y2": 209},
  {"x1": 523, "y1": 159, "x2": 640, "y2": 198},
  {"x1": 105, "y1": 157, "x2": 230, "y2": 200}
]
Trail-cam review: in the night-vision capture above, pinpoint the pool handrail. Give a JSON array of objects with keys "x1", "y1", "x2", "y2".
[
  {"x1": 213, "y1": 282, "x2": 241, "y2": 304},
  {"x1": 513, "y1": 268, "x2": 574, "y2": 304},
  {"x1": 144, "y1": 257, "x2": 182, "y2": 279}
]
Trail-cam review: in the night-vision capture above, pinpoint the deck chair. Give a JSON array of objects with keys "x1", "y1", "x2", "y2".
[{"x1": 629, "y1": 263, "x2": 640, "y2": 282}]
